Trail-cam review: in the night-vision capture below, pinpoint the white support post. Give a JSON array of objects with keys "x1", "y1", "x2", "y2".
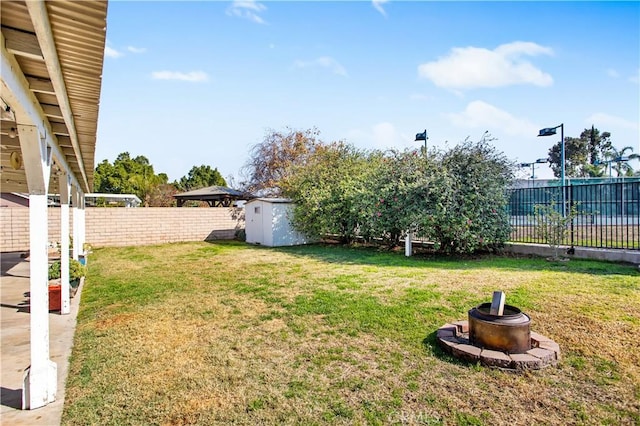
[
  {"x1": 405, "y1": 231, "x2": 413, "y2": 257},
  {"x1": 18, "y1": 124, "x2": 57, "y2": 410},
  {"x1": 79, "y1": 193, "x2": 86, "y2": 256},
  {"x1": 59, "y1": 172, "x2": 71, "y2": 315},
  {"x1": 71, "y1": 186, "x2": 80, "y2": 261}
]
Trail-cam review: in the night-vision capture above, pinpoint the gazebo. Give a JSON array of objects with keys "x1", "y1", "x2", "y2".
[{"x1": 174, "y1": 185, "x2": 254, "y2": 207}]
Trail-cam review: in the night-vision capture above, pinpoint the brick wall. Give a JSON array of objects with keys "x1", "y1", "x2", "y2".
[{"x1": 0, "y1": 207, "x2": 244, "y2": 251}]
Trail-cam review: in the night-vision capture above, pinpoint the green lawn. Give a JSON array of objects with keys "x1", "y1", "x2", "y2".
[{"x1": 63, "y1": 242, "x2": 640, "y2": 425}]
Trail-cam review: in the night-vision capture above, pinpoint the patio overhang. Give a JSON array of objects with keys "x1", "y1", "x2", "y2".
[
  {"x1": 1, "y1": 0, "x2": 107, "y2": 195},
  {"x1": 0, "y1": 0, "x2": 108, "y2": 411}
]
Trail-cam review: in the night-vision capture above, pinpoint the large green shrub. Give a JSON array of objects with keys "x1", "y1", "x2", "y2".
[
  {"x1": 285, "y1": 142, "x2": 373, "y2": 244},
  {"x1": 284, "y1": 137, "x2": 514, "y2": 255},
  {"x1": 419, "y1": 140, "x2": 514, "y2": 253},
  {"x1": 361, "y1": 149, "x2": 432, "y2": 247}
]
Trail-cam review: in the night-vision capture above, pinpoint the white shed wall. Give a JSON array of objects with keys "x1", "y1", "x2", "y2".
[
  {"x1": 271, "y1": 203, "x2": 308, "y2": 246},
  {"x1": 244, "y1": 199, "x2": 309, "y2": 247}
]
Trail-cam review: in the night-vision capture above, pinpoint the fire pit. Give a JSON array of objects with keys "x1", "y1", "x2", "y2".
[
  {"x1": 436, "y1": 291, "x2": 560, "y2": 370},
  {"x1": 468, "y1": 302, "x2": 530, "y2": 354}
]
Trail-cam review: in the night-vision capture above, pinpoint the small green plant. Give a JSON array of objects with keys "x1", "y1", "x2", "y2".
[
  {"x1": 234, "y1": 228, "x2": 246, "y2": 241},
  {"x1": 48, "y1": 258, "x2": 86, "y2": 281},
  {"x1": 533, "y1": 201, "x2": 578, "y2": 260}
]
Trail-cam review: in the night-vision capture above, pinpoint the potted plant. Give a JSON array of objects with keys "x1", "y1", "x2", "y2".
[{"x1": 48, "y1": 258, "x2": 86, "y2": 311}]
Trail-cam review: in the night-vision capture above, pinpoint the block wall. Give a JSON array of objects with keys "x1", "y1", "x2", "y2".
[{"x1": 0, "y1": 207, "x2": 244, "y2": 251}]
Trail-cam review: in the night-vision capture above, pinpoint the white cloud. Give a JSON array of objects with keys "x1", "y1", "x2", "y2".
[
  {"x1": 226, "y1": 0, "x2": 267, "y2": 24},
  {"x1": 294, "y1": 56, "x2": 348, "y2": 77},
  {"x1": 104, "y1": 43, "x2": 123, "y2": 59},
  {"x1": 151, "y1": 71, "x2": 209, "y2": 82},
  {"x1": 372, "y1": 0, "x2": 389, "y2": 17},
  {"x1": 418, "y1": 41, "x2": 554, "y2": 89},
  {"x1": 585, "y1": 113, "x2": 638, "y2": 131},
  {"x1": 127, "y1": 46, "x2": 147, "y2": 54},
  {"x1": 606, "y1": 68, "x2": 619, "y2": 78},
  {"x1": 630, "y1": 68, "x2": 640, "y2": 84},
  {"x1": 105, "y1": 41, "x2": 146, "y2": 58},
  {"x1": 446, "y1": 100, "x2": 538, "y2": 137}
]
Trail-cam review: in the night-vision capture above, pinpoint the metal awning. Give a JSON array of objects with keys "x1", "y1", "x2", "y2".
[{"x1": 1, "y1": 0, "x2": 108, "y2": 194}]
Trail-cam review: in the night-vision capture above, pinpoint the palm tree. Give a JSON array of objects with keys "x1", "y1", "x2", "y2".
[
  {"x1": 582, "y1": 162, "x2": 607, "y2": 177},
  {"x1": 605, "y1": 146, "x2": 640, "y2": 177}
]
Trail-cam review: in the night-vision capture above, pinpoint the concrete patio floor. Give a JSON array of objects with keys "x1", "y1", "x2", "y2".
[{"x1": 1, "y1": 252, "x2": 82, "y2": 425}]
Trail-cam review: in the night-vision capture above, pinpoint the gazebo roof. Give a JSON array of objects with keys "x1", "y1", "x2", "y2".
[{"x1": 173, "y1": 185, "x2": 254, "y2": 207}]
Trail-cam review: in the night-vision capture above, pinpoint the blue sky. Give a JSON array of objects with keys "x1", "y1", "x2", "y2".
[{"x1": 97, "y1": 1, "x2": 640, "y2": 184}]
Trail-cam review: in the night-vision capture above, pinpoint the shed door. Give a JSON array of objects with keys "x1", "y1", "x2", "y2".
[
  {"x1": 262, "y1": 202, "x2": 273, "y2": 246},
  {"x1": 247, "y1": 203, "x2": 264, "y2": 244}
]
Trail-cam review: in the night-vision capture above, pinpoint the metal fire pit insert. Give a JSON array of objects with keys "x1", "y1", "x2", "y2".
[
  {"x1": 435, "y1": 291, "x2": 560, "y2": 370},
  {"x1": 468, "y1": 303, "x2": 531, "y2": 354}
]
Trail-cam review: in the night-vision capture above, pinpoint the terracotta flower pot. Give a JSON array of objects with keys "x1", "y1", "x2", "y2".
[{"x1": 48, "y1": 284, "x2": 62, "y2": 311}]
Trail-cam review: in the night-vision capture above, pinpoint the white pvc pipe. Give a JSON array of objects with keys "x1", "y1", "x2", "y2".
[{"x1": 405, "y1": 232, "x2": 412, "y2": 257}]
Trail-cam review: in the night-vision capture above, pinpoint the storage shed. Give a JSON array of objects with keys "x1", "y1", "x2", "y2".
[{"x1": 245, "y1": 198, "x2": 310, "y2": 247}]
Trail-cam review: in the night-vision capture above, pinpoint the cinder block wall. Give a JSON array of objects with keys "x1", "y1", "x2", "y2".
[{"x1": 0, "y1": 207, "x2": 244, "y2": 251}]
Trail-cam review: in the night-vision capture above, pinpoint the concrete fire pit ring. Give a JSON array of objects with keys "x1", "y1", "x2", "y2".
[{"x1": 436, "y1": 321, "x2": 560, "y2": 371}]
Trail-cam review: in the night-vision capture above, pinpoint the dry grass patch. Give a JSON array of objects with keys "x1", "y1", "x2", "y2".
[{"x1": 63, "y1": 242, "x2": 639, "y2": 425}]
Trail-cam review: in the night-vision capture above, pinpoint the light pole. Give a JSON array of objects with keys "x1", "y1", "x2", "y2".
[
  {"x1": 595, "y1": 156, "x2": 629, "y2": 180},
  {"x1": 616, "y1": 156, "x2": 629, "y2": 220},
  {"x1": 415, "y1": 129, "x2": 427, "y2": 156},
  {"x1": 538, "y1": 123, "x2": 565, "y2": 215},
  {"x1": 519, "y1": 158, "x2": 547, "y2": 182},
  {"x1": 613, "y1": 156, "x2": 630, "y2": 179}
]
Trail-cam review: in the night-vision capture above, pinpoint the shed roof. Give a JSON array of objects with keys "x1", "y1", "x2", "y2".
[{"x1": 246, "y1": 197, "x2": 293, "y2": 204}]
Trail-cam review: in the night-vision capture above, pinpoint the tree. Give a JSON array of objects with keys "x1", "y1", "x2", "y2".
[
  {"x1": 241, "y1": 127, "x2": 324, "y2": 196},
  {"x1": 175, "y1": 165, "x2": 226, "y2": 192},
  {"x1": 284, "y1": 142, "x2": 373, "y2": 244},
  {"x1": 547, "y1": 127, "x2": 613, "y2": 178},
  {"x1": 129, "y1": 172, "x2": 166, "y2": 207},
  {"x1": 94, "y1": 152, "x2": 168, "y2": 206},
  {"x1": 148, "y1": 184, "x2": 179, "y2": 207},
  {"x1": 548, "y1": 136, "x2": 588, "y2": 177},
  {"x1": 533, "y1": 201, "x2": 578, "y2": 261},
  {"x1": 587, "y1": 126, "x2": 612, "y2": 165},
  {"x1": 605, "y1": 146, "x2": 640, "y2": 177}
]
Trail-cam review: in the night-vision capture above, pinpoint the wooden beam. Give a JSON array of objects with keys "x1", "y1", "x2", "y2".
[
  {"x1": 50, "y1": 122, "x2": 69, "y2": 135},
  {"x1": 27, "y1": 0, "x2": 89, "y2": 192},
  {"x1": 26, "y1": 75, "x2": 55, "y2": 93},
  {"x1": 41, "y1": 103, "x2": 63, "y2": 119},
  {"x1": 0, "y1": 31, "x2": 83, "y2": 192},
  {"x1": 1, "y1": 26, "x2": 43, "y2": 60}
]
